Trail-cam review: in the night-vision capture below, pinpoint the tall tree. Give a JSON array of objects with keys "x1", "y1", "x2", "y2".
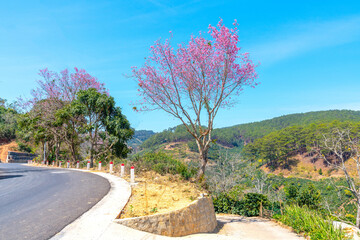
[
  {"x1": 132, "y1": 19, "x2": 258, "y2": 179},
  {"x1": 19, "y1": 68, "x2": 107, "y2": 162},
  {"x1": 71, "y1": 88, "x2": 133, "y2": 167},
  {"x1": 319, "y1": 125, "x2": 360, "y2": 228}
]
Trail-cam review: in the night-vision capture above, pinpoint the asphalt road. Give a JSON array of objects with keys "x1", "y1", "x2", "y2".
[{"x1": 0, "y1": 163, "x2": 110, "y2": 240}]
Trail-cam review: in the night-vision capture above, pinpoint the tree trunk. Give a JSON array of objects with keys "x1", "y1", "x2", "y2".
[
  {"x1": 70, "y1": 142, "x2": 77, "y2": 163},
  {"x1": 90, "y1": 153, "x2": 94, "y2": 168},
  {"x1": 55, "y1": 141, "x2": 60, "y2": 162},
  {"x1": 197, "y1": 147, "x2": 209, "y2": 181},
  {"x1": 357, "y1": 200, "x2": 360, "y2": 228}
]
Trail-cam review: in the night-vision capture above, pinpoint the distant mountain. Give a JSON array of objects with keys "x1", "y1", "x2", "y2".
[
  {"x1": 141, "y1": 110, "x2": 360, "y2": 149},
  {"x1": 213, "y1": 109, "x2": 360, "y2": 147},
  {"x1": 128, "y1": 130, "x2": 156, "y2": 151}
]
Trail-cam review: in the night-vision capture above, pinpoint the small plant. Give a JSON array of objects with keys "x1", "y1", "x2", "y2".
[
  {"x1": 129, "y1": 205, "x2": 134, "y2": 216},
  {"x1": 318, "y1": 168, "x2": 323, "y2": 175},
  {"x1": 150, "y1": 207, "x2": 158, "y2": 213}
]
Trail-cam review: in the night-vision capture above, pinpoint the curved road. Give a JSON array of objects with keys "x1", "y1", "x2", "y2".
[{"x1": 0, "y1": 163, "x2": 110, "y2": 240}]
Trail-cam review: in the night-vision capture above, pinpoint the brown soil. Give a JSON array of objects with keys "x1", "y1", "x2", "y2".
[
  {"x1": 119, "y1": 171, "x2": 202, "y2": 219},
  {"x1": 0, "y1": 141, "x2": 18, "y2": 162},
  {"x1": 262, "y1": 153, "x2": 360, "y2": 180}
]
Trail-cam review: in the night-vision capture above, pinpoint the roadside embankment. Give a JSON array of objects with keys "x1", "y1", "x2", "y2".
[{"x1": 116, "y1": 196, "x2": 217, "y2": 237}]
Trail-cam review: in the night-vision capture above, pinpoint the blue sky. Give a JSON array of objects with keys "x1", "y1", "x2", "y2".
[{"x1": 1, "y1": 0, "x2": 360, "y2": 132}]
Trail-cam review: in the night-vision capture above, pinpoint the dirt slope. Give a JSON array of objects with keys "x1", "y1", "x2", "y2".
[{"x1": 0, "y1": 141, "x2": 18, "y2": 162}]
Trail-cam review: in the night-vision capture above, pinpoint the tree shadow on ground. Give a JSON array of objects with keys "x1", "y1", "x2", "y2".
[
  {"x1": 212, "y1": 216, "x2": 269, "y2": 233},
  {"x1": 0, "y1": 174, "x2": 23, "y2": 180}
]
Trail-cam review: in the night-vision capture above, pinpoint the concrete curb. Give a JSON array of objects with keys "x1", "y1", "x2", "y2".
[{"x1": 29, "y1": 164, "x2": 236, "y2": 239}]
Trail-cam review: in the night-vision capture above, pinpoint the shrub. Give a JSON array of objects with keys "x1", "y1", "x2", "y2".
[
  {"x1": 136, "y1": 152, "x2": 195, "y2": 180},
  {"x1": 213, "y1": 192, "x2": 270, "y2": 217},
  {"x1": 285, "y1": 183, "x2": 321, "y2": 209},
  {"x1": 238, "y1": 193, "x2": 270, "y2": 216},
  {"x1": 297, "y1": 183, "x2": 321, "y2": 209},
  {"x1": 17, "y1": 141, "x2": 32, "y2": 153},
  {"x1": 213, "y1": 192, "x2": 234, "y2": 213},
  {"x1": 187, "y1": 140, "x2": 198, "y2": 152}
]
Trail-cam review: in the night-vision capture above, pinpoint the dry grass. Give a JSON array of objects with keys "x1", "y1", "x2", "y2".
[{"x1": 119, "y1": 171, "x2": 202, "y2": 219}]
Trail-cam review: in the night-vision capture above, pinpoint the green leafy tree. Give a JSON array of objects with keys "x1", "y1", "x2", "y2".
[
  {"x1": 0, "y1": 104, "x2": 18, "y2": 141},
  {"x1": 71, "y1": 88, "x2": 133, "y2": 166}
]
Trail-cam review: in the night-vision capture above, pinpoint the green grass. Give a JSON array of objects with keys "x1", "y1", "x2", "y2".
[{"x1": 274, "y1": 205, "x2": 348, "y2": 240}]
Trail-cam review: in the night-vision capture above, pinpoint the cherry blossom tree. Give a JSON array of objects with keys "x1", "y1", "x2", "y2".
[
  {"x1": 132, "y1": 19, "x2": 258, "y2": 179},
  {"x1": 19, "y1": 67, "x2": 107, "y2": 163}
]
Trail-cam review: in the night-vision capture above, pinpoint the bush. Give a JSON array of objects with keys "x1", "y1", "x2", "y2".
[
  {"x1": 274, "y1": 205, "x2": 346, "y2": 240},
  {"x1": 297, "y1": 183, "x2": 321, "y2": 209},
  {"x1": 135, "y1": 152, "x2": 196, "y2": 180},
  {"x1": 17, "y1": 141, "x2": 33, "y2": 153},
  {"x1": 213, "y1": 192, "x2": 234, "y2": 213},
  {"x1": 239, "y1": 193, "x2": 270, "y2": 216},
  {"x1": 187, "y1": 140, "x2": 198, "y2": 152},
  {"x1": 213, "y1": 192, "x2": 270, "y2": 217},
  {"x1": 285, "y1": 183, "x2": 321, "y2": 209}
]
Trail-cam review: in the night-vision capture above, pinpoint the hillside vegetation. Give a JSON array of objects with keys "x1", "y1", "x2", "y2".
[
  {"x1": 0, "y1": 101, "x2": 18, "y2": 143},
  {"x1": 243, "y1": 121, "x2": 360, "y2": 170},
  {"x1": 141, "y1": 110, "x2": 360, "y2": 150},
  {"x1": 127, "y1": 130, "x2": 155, "y2": 151}
]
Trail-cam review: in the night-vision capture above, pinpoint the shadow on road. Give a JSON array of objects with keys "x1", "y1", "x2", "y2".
[
  {"x1": 0, "y1": 174, "x2": 23, "y2": 180},
  {"x1": 213, "y1": 216, "x2": 269, "y2": 233},
  {"x1": 0, "y1": 168, "x2": 52, "y2": 174}
]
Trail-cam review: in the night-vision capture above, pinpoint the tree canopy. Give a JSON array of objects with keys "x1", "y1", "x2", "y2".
[
  {"x1": 17, "y1": 68, "x2": 133, "y2": 164},
  {"x1": 132, "y1": 19, "x2": 258, "y2": 178}
]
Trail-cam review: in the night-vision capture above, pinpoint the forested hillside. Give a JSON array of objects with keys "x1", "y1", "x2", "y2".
[
  {"x1": 243, "y1": 120, "x2": 360, "y2": 169},
  {"x1": 127, "y1": 130, "x2": 155, "y2": 151},
  {"x1": 141, "y1": 110, "x2": 360, "y2": 149},
  {"x1": 213, "y1": 110, "x2": 360, "y2": 147}
]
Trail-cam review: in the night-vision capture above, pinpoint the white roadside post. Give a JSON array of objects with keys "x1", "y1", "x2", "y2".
[
  {"x1": 120, "y1": 163, "x2": 125, "y2": 177},
  {"x1": 59, "y1": 161, "x2": 62, "y2": 168},
  {"x1": 52, "y1": 161, "x2": 55, "y2": 167},
  {"x1": 130, "y1": 166, "x2": 135, "y2": 184},
  {"x1": 46, "y1": 161, "x2": 49, "y2": 166},
  {"x1": 76, "y1": 161, "x2": 79, "y2": 169},
  {"x1": 87, "y1": 160, "x2": 90, "y2": 170},
  {"x1": 109, "y1": 161, "x2": 114, "y2": 173},
  {"x1": 67, "y1": 161, "x2": 70, "y2": 168},
  {"x1": 98, "y1": 161, "x2": 102, "y2": 171}
]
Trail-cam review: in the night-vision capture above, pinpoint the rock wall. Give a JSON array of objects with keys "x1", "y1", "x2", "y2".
[
  {"x1": 6, "y1": 151, "x2": 37, "y2": 163},
  {"x1": 115, "y1": 196, "x2": 217, "y2": 237}
]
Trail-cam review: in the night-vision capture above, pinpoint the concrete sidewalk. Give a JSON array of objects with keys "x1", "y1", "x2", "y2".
[
  {"x1": 49, "y1": 169, "x2": 301, "y2": 240},
  {"x1": 50, "y1": 170, "x2": 235, "y2": 240}
]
